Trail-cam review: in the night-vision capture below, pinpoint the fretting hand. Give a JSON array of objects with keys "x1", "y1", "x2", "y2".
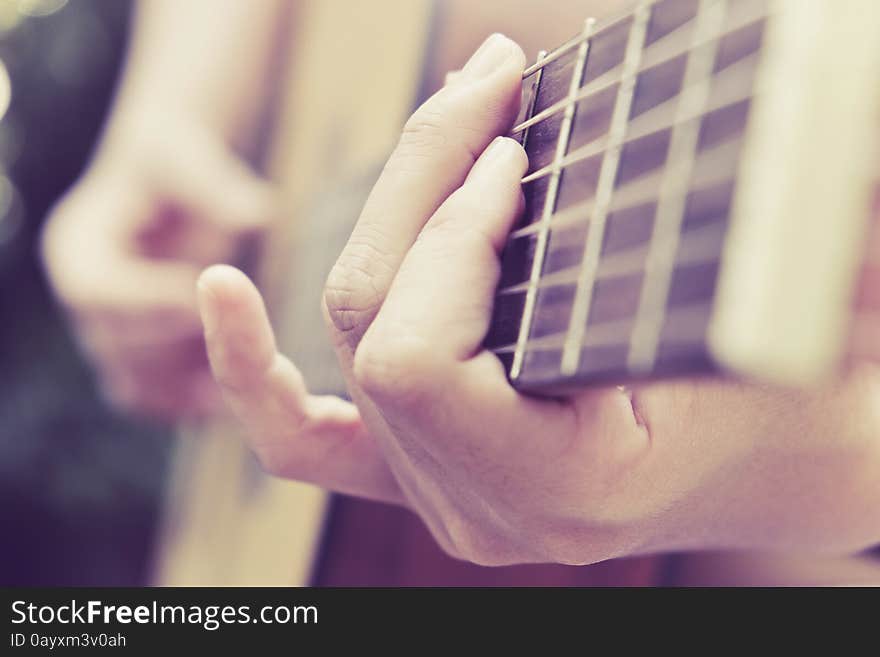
[{"x1": 198, "y1": 35, "x2": 880, "y2": 565}]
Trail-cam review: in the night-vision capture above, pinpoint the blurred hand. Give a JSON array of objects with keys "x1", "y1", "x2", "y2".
[
  {"x1": 197, "y1": 35, "x2": 880, "y2": 565},
  {"x1": 42, "y1": 116, "x2": 277, "y2": 420}
]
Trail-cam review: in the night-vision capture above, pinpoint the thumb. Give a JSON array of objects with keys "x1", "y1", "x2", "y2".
[
  {"x1": 155, "y1": 139, "x2": 279, "y2": 265},
  {"x1": 172, "y1": 136, "x2": 278, "y2": 235},
  {"x1": 197, "y1": 264, "x2": 405, "y2": 504},
  {"x1": 361, "y1": 136, "x2": 528, "y2": 363}
]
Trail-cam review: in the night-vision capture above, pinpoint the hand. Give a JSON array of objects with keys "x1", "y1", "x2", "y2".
[
  {"x1": 198, "y1": 35, "x2": 880, "y2": 565},
  {"x1": 43, "y1": 115, "x2": 277, "y2": 420}
]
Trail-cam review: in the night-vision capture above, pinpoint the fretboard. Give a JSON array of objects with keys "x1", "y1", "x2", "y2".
[{"x1": 485, "y1": 0, "x2": 768, "y2": 390}]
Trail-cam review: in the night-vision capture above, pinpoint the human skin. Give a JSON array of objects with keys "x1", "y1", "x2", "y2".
[
  {"x1": 41, "y1": 0, "x2": 288, "y2": 419},
  {"x1": 197, "y1": 34, "x2": 880, "y2": 566}
]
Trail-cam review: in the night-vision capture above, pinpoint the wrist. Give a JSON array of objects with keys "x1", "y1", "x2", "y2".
[{"x1": 90, "y1": 102, "x2": 231, "y2": 175}]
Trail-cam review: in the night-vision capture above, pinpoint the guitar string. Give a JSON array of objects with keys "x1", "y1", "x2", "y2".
[
  {"x1": 513, "y1": 0, "x2": 766, "y2": 137},
  {"x1": 510, "y1": 19, "x2": 595, "y2": 381},
  {"x1": 490, "y1": 302, "x2": 712, "y2": 354},
  {"x1": 510, "y1": 129, "x2": 742, "y2": 240},
  {"x1": 497, "y1": 217, "x2": 728, "y2": 295},
  {"x1": 520, "y1": 0, "x2": 658, "y2": 78},
  {"x1": 520, "y1": 49, "x2": 757, "y2": 185},
  {"x1": 560, "y1": 2, "x2": 652, "y2": 375},
  {"x1": 516, "y1": 0, "x2": 762, "y2": 78},
  {"x1": 626, "y1": 0, "x2": 728, "y2": 373},
  {"x1": 490, "y1": 0, "x2": 768, "y2": 371}
]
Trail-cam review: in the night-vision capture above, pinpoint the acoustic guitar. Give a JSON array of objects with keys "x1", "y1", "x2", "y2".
[{"x1": 154, "y1": 0, "x2": 880, "y2": 586}]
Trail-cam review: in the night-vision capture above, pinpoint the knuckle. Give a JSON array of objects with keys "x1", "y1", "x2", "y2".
[
  {"x1": 393, "y1": 103, "x2": 477, "y2": 173},
  {"x1": 419, "y1": 199, "x2": 490, "y2": 248},
  {"x1": 323, "y1": 251, "x2": 384, "y2": 341},
  {"x1": 352, "y1": 333, "x2": 434, "y2": 403},
  {"x1": 398, "y1": 107, "x2": 450, "y2": 155}
]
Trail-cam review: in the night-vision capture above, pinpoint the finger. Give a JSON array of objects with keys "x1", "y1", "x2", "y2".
[
  {"x1": 171, "y1": 135, "x2": 278, "y2": 234},
  {"x1": 99, "y1": 364, "x2": 220, "y2": 421},
  {"x1": 353, "y1": 137, "x2": 647, "y2": 468},
  {"x1": 140, "y1": 142, "x2": 278, "y2": 266},
  {"x1": 362, "y1": 136, "x2": 527, "y2": 362},
  {"x1": 75, "y1": 308, "x2": 218, "y2": 420},
  {"x1": 197, "y1": 264, "x2": 405, "y2": 504},
  {"x1": 324, "y1": 33, "x2": 526, "y2": 352},
  {"x1": 43, "y1": 185, "x2": 207, "y2": 319},
  {"x1": 351, "y1": 136, "x2": 569, "y2": 453}
]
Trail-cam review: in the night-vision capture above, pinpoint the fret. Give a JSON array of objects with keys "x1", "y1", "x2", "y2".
[
  {"x1": 520, "y1": 1, "x2": 651, "y2": 80},
  {"x1": 518, "y1": 50, "x2": 547, "y2": 150},
  {"x1": 627, "y1": 0, "x2": 727, "y2": 373},
  {"x1": 509, "y1": 19, "x2": 595, "y2": 381},
  {"x1": 560, "y1": 2, "x2": 652, "y2": 375},
  {"x1": 486, "y1": 0, "x2": 880, "y2": 391},
  {"x1": 519, "y1": 301, "x2": 714, "y2": 384},
  {"x1": 498, "y1": 218, "x2": 727, "y2": 295},
  {"x1": 491, "y1": 302, "x2": 713, "y2": 354},
  {"x1": 511, "y1": 135, "x2": 742, "y2": 240},
  {"x1": 486, "y1": 0, "x2": 775, "y2": 390},
  {"x1": 511, "y1": 1, "x2": 767, "y2": 138},
  {"x1": 521, "y1": 50, "x2": 757, "y2": 186}
]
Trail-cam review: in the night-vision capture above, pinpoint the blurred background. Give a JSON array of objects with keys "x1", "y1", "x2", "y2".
[{"x1": 0, "y1": 0, "x2": 171, "y2": 586}]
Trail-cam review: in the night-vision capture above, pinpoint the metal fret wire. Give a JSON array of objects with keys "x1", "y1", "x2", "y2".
[
  {"x1": 513, "y1": 0, "x2": 766, "y2": 137},
  {"x1": 520, "y1": 0, "x2": 664, "y2": 79},
  {"x1": 560, "y1": 2, "x2": 652, "y2": 376},
  {"x1": 511, "y1": 135, "x2": 741, "y2": 240},
  {"x1": 519, "y1": 50, "x2": 547, "y2": 151},
  {"x1": 498, "y1": 217, "x2": 727, "y2": 295},
  {"x1": 491, "y1": 302, "x2": 712, "y2": 354},
  {"x1": 520, "y1": 49, "x2": 758, "y2": 185},
  {"x1": 510, "y1": 18, "x2": 595, "y2": 381},
  {"x1": 627, "y1": 0, "x2": 727, "y2": 372}
]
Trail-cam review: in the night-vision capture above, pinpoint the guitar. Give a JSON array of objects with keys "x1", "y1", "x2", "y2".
[
  {"x1": 487, "y1": 0, "x2": 880, "y2": 392},
  {"x1": 155, "y1": 0, "x2": 880, "y2": 586}
]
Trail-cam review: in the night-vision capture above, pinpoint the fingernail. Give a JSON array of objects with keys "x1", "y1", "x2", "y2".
[
  {"x1": 483, "y1": 136, "x2": 518, "y2": 162},
  {"x1": 462, "y1": 33, "x2": 516, "y2": 79},
  {"x1": 469, "y1": 137, "x2": 525, "y2": 180}
]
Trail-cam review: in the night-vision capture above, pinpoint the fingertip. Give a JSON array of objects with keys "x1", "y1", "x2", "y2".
[
  {"x1": 503, "y1": 35, "x2": 527, "y2": 76},
  {"x1": 197, "y1": 264, "x2": 276, "y2": 377},
  {"x1": 462, "y1": 33, "x2": 526, "y2": 81},
  {"x1": 197, "y1": 263, "x2": 254, "y2": 297},
  {"x1": 466, "y1": 136, "x2": 529, "y2": 185},
  {"x1": 497, "y1": 136, "x2": 529, "y2": 173},
  {"x1": 197, "y1": 264, "x2": 266, "y2": 318}
]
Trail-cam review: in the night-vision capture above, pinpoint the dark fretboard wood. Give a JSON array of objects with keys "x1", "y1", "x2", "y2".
[{"x1": 486, "y1": 0, "x2": 767, "y2": 391}]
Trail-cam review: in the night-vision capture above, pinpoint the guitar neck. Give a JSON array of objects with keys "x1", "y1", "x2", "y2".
[{"x1": 486, "y1": 0, "x2": 880, "y2": 392}]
